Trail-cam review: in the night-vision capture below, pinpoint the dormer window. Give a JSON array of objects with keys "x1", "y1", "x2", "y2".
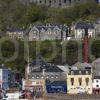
[
  {"x1": 55, "y1": 75, "x2": 58, "y2": 79},
  {"x1": 46, "y1": 76, "x2": 49, "y2": 79},
  {"x1": 51, "y1": 75, "x2": 54, "y2": 79},
  {"x1": 32, "y1": 76, "x2": 35, "y2": 79},
  {"x1": 79, "y1": 71, "x2": 82, "y2": 74},
  {"x1": 71, "y1": 71, "x2": 74, "y2": 75},
  {"x1": 86, "y1": 71, "x2": 89, "y2": 75},
  {"x1": 36, "y1": 75, "x2": 39, "y2": 79},
  {"x1": 41, "y1": 76, "x2": 44, "y2": 79}
]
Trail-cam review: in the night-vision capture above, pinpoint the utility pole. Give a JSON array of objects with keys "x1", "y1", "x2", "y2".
[{"x1": 25, "y1": 39, "x2": 30, "y2": 79}]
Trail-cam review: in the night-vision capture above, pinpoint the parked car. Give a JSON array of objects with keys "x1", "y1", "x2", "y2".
[{"x1": 3, "y1": 92, "x2": 21, "y2": 99}]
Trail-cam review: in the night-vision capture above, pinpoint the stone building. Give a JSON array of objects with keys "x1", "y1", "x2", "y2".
[
  {"x1": 71, "y1": 21, "x2": 96, "y2": 40},
  {"x1": 92, "y1": 58, "x2": 100, "y2": 76},
  {"x1": 28, "y1": 24, "x2": 68, "y2": 41},
  {"x1": 95, "y1": 18, "x2": 100, "y2": 37},
  {"x1": 6, "y1": 28, "x2": 25, "y2": 39},
  {"x1": 28, "y1": 55, "x2": 67, "y2": 82},
  {"x1": 22, "y1": 0, "x2": 95, "y2": 8}
]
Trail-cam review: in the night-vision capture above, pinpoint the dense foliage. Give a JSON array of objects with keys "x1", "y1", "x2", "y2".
[
  {"x1": 0, "y1": 0, "x2": 100, "y2": 31},
  {"x1": 0, "y1": 0, "x2": 100, "y2": 73},
  {"x1": 0, "y1": 39, "x2": 99, "y2": 73},
  {"x1": 91, "y1": 39, "x2": 100, "y2": 58}
]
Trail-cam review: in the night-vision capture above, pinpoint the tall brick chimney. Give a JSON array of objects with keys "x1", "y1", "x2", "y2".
[{"x1": 83, "y1": 29, "x2": 89, "y2": 63}]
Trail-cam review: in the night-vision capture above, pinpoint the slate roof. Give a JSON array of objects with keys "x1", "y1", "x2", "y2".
[
  {"x1": 73, "y1": 62, "x2": 92, "y2": 70},
  {"x1": 29, "y1": 55, "x2": 63, "y2": 73},
  {"x1": 75, "y1": 22, "x2": 94, "y2": 29},
  {"x1": 68, "y1": 69, "x2": 91, "y2": 75},
  {"x1": 6, "y1": 28, "x2": 25, "y2": 32},
  {"x1": 30, "y1": 24, "x2": 68, "y2": 32}
]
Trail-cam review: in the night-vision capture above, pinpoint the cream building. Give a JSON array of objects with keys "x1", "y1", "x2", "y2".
[
  {"x1": 67, "y1": 69, "x2": 92, "y2": 94},
  {"x1": 22, "y1": 79, "x2": 46, "y2": 93}
]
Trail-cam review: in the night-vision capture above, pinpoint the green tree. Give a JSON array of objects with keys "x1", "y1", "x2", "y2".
[
  {"x1": 66, "y1": 40, "x2": 78, "y2": 65},
  {"x1": 91, "y1": 39, "x2": 100, "y2": 58}
]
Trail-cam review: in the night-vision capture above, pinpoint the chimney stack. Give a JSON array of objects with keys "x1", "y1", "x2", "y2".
[{"x1": 83, "y1": 29, "x2": 89, "y2": 63}]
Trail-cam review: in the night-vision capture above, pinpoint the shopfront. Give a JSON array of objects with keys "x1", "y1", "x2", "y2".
[{"x1": 22, "y1": 79, "x2": 45, "y2": 93}]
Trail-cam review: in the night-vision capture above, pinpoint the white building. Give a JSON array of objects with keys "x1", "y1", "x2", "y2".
[
  {"x1": 93, "y1": 76, "x2": 100, "y2": 94},
  {"x1": 71, "y1": 22, "x2": 96, "y2": 40}
]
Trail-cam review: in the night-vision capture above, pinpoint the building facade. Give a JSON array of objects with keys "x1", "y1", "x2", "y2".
[
  {"x1": 71, "y1": 22, "x2": 96, "y2": 40},
  {"x1": 6, "y1": 28, "x2": 25, "y2": 39},
  {"x1": 23, "y1": 0, "x2": 95, "y2": 8},
  {"x1": 67, "y1": 69, "x2": 92, "y2": 94},
  {"x1": 29, "y1": 24, "x2": 68, "y2": 41},
  {"x1": 92, "y1": 58, "x2": 100, "y2": 76},
  {"x1": 93, "y1": 76, "x2": 100, "y2": 94},
  {"x1": 27, "y1": 55, "x2": 66, "y2": 81},
  {"x1": 22, "y1": 79, "x2": 45, "y2": 94},
  {"x1": 0, "y1": 66, "x2": 15, "y2": 90},
  {"x1": 24, "y1": 55, "x2": 67, "y2": 93},
  {"x1": 95, "y1": 18, "x2": 100, "y2": 37}
]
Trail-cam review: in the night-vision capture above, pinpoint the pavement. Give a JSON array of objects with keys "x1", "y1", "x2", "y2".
[{"x1": 47, "y1": 93, "x2": 100, "y2": 100}]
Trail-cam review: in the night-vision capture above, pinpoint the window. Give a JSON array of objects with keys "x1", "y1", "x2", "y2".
[
  {"x1": 71, "y1": 71, "x2": 74, "y2": 75},
  {"x1": 55, "y1": 75, "x2": 58, "y2": 79},
  {"x1": 85, "y1": 78, "x2": 89, "y2": 86},
  {"x1": 79, "y1": 78, "x2": 82, "y2": 86},
  {"x1": 86, "y1": 71, "x2": 89, "y2": 75},
  {"x1": 54, "y1": 0, "x2": 56, "y2": 3},
  {"x1": 41, "y1": 76, "x2": 44, "y2": 79},
  {"x1": 51, "y1": 76, "x2": 54, "y2": 79},
  {"x1": 71, "y1": 78, "x2": 74, "y2": 86},
  {"x1": 46, "y1": 76, "x2": 49, "y2": 79},
  {"x1": 40, "y1": 0, "x2": 42, "y2": 3},
  {"x1": 79, "y1": 71, "x2": 82, "y2": 74},
  {"x1": 96, "y1": 85, "x2": 99, "y2": 87},
  {"x1": 32, "y1": 76, "x2": 35, "y2": 79},
  {"x1": 96, "y1": 80, "x2": 98, "y2": 83},
  {"x1": 69, "y1": 0, "x2": 72, "y2": 5},
  {"x1": 64, "y1": 0, "x2": 67, "y2": 3},
  {"x1": 36, "y1": 75, "x2": 39, "y2": 79},
  {"x1": 49, "y1": 0, "x2": 52, "y2": 6},
  {"x1": 45, "y1": 0, "x2": 46, "y2": 4},
  {"x1": 59, "y1": 3, "x2": 61, "y2": 6}
]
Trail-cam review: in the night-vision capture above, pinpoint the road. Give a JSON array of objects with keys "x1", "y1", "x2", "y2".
[{"x1": 47, "y1": 93, "x2": 100, "y2": 100}]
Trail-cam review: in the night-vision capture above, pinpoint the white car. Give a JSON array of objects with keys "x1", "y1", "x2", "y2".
[
  {"x1": 3, "y1": 91, "x2": 22, "y2": 99},
  {"x1": 77, "y1": 86, "x2": 86, "y2": 94}
]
